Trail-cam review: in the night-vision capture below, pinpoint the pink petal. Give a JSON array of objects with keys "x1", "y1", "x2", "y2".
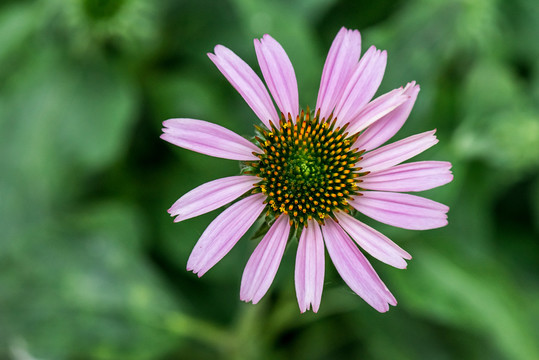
[
  {"x1": 346, "y1": 88, "x2": 409, "y2": 135},
  {"x1": 254, "y1": 34, "x2": 299, "y2": 120},
  {"x1": 169, "y1": 175, "x2": 260, "y2": 222},
  {"x1": 322, "y1": 219, "x2": 396, "y2": 312},
  {"x1": 209, "y1": 45, "x2": 278, "y2": 127},
  {"x1": 295, "y1": 219, "x2": 325, "y2": 313},
  {"x1": 316, "y1": 27, "x2": 362, "y2": 120},
  {"x1": 334, "y1": 46, "x2": 387, "y2": 126},
  {"x1": 240, "y1": 214, "x2": 291, "y2": 304},
  {"x1": 187, "y1": 193, "x2": 266, "y2": 276},
  {"x1": 358, "y1": 130, "x2": 438, "y2": 173},
  {"x1": 335, "y1": 211, "x2": 411, "y2": 269},
  {"x1": 361, "y1": 161, "x2": 453, "y2": 192},
  {"x1": 161, "y1": 118, "x2": 260, "y2": 161},
  {"x1": 349, "y1": 191, "x2": 449, "y2": 230},
  {"x1": 356, "y1": 82, "x2": 420, "y2": 151}
]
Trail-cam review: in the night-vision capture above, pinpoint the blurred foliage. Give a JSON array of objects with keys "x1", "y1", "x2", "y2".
[{"x1": 0, "y1": 0, "x2": 538, "y2": 359}]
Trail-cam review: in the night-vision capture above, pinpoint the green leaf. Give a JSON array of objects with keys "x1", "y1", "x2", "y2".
[
  {"x1": 453, "y1": 59, "x2": 539, "y2": 173},
  {"x1": 0, "y1": 45, "x2": 137, "y2": 206},
  {"x1": 392, "y1": 247, "x2": 539, "y2": 360},
  {"x1": 0, "y1": 202, "x2": 182, "y2": 359},
  {"x1": 0, "y1": 2, "x2": 43, "y2": 73},
  {"x1": 461, "y1": 60, "x2": 525, "y2": 118}
]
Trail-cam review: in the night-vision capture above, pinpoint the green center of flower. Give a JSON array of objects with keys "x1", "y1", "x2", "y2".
[{"x1": 246, "y1": 110, "x2": 364, "y2": 227}]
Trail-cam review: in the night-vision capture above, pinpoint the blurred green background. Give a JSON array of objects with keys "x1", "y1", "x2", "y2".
[{"x1": 1, "y1": 0, "x2": 539, "y2": 359}]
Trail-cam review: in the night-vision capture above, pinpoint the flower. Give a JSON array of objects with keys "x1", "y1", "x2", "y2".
[{"x1": 161, "y1": 27, "x2": 453, "y2": 313}]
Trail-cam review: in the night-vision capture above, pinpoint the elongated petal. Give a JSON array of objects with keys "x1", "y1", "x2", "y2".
[
  {"x1": 349, "y1": 191, "x2": 449, "y2": 230},
  {"x1": 241, "y1": 215, "x2": 291, "y2": 304},
  {"x1": 334, "y1": 46, "x2": 387, "y2": 126},
  {"x1": 361, "y1": 161, "x2": 453, "y2": 192},
  {"x1": 335, "y1": 212, "x2": 411, "y2": 269},
  {"x1": 169, "y1": 175, "x2": 260, "y2": 222},
  {"x1": 316, "y1": 28, "x2": 362, "y2": 120},
  {"x1": 295, "y1": 219, "x2": 325, "y2": 313},
  {"x1": 161, "y1": 118, "x2": 260, "y2": 161},
  {"x1": 346, "y1": 88, "x2": 408, "y2": 135},
  {"x1": 358, "y1": 130, "x2": 438, "y2": 173},
  {"x1": 255, "y1": 35, "x2": 299, "y2": 119},
  {"x1": 322, "y1": 219, "x2": 396, "y2": 312},
  {"x1": 356, "y1": 82, "x2": 420, "y2": 151},
  {"x1": 187, "y1": 193, "x2": 266, "y2": 276},
  {"x1": 209, "y1": 45, "x2": 278, "y2": 127}
]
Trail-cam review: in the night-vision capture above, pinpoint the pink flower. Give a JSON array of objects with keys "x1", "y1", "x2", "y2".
[{"x1": 161, "y1": 28, "x2": 453, "y2": 313}]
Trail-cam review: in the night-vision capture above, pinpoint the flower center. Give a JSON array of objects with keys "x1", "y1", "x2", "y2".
[{"x1": 246, "y1": 110, "x2": 364, "y2": 227}]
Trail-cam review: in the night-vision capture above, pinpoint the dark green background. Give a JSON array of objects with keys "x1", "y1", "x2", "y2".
[{"x1": 1, "y1": 0, "x2": 538, "y2": 359}]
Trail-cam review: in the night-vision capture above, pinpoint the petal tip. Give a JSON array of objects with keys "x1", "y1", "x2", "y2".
[
  {"x1": 251, "y1": 297, "x2": 262, "y2": 305},
  {"x1": 213, "y1": 44, "x2": 227, "y2": 54},
  {"x1": 172, "y1": 215, "x2": 184, "y2": 223},
  {"x1": 372, "y1": 301, "x2": 391, "y2": 313},
  {"x1": 195, "y1": 269, "x2": 207, "y2": 278}
]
